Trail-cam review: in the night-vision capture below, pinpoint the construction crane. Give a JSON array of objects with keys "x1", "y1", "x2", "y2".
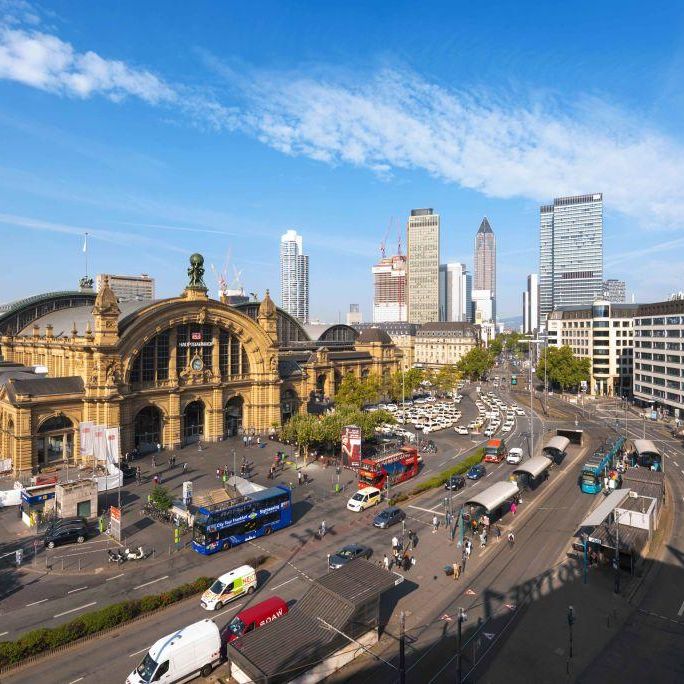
[{"x1": 379, "y1": 217, "x2": 392, "y2": 258}]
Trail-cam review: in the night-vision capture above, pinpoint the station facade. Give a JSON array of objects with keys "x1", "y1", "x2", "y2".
[{"x1": 0, "y1": 255, "x2": 400, "y2": 475}]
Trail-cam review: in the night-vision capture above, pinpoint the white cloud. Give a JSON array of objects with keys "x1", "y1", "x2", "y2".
[
  {"x1": 0, "y1": 26, "x2": 176, "y2": 103},
  {"x1": 231, "y1": 68, "x2": 684, "y2": 228}
]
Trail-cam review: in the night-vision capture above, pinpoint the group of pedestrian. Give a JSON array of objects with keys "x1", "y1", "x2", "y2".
[
  {"x1": 242, "y1": 434, "x2": 262, "y2": 448},
  {"x1": 168, "y1": 454, "x2": 177, "y2": 468}
]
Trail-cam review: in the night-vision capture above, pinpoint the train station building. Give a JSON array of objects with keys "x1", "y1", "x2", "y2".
[{"x1": 0, "y1": 254, "x2": 400, "y2": 476}]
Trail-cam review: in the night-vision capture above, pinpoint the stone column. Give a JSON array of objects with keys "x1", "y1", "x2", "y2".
[
  {"x1": 211, "y1": 325, "x2": 220, "y2": 376},
  {"x1": 169, "y1": 328, "x2": 178, "y2": 381},
  {"x1": 15, "y1": 408, "x2": 33, "y2": 475},
  {"x1": 168, "y1": 393, "x2": 181, "y2": 449},
  {"x1": 208, "y1": 387, "x2": 223, "y2": 442}
]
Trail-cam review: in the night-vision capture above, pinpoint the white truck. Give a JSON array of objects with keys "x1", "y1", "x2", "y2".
[{"x1": 126, "y1": 619, "x2": 222, "y2": 683}]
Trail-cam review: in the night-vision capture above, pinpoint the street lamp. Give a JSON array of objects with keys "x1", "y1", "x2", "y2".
[
  {"x1": 567, "y1": 605, "x2": 576, "y2": 673},
  {"x1": 455, "y1": 607, "x2": 467, "y2": 684}
]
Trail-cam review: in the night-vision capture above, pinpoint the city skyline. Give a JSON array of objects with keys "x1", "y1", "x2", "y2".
[{"x1": 1, "y1": 3, "x2": 683, "y2": 321}]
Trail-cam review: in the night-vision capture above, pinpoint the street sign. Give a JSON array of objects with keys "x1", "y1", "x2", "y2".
[
  {"x1": 483, "y1": 632, "x2": 495, "y2": 640},
  {"x1": 109, "y1": 505, "x2": 121, "y2": 541},
  {"x1": 465, "y1": 588, "x2": 477, "y2": 595}
]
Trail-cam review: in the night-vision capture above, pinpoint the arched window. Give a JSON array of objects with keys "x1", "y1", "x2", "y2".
[{"x1": 130, "y1": 331, "x2": 169, "y2": 384}]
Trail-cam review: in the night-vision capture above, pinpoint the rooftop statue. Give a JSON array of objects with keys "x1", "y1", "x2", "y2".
[{"x1": 187, "y1": 253, "x2": 207, "y2": 291}]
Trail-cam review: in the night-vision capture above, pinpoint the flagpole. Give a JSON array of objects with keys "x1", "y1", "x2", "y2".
[{"x1": 83, "y1": 232, "x2": 88, "y2": 279}]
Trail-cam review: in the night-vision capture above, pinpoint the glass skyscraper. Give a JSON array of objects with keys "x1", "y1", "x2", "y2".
[
  {"x1": 280, "y1": 229, "x2": 309, "y2": 323},
  {"x1": 539, "y1": 193, "x2": 603, "y2": 325}
]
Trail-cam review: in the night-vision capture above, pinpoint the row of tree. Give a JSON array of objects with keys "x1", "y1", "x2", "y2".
[{"x1": 536, "y1": 345, "x2": 591, "y2": 391}]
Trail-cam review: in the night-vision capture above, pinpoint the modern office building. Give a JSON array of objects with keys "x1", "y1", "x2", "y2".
[
  {"x1": 546, "y1": 300, "x2": 636, "y2": 396},
  {"x1": 603, "y1": 279, "x2": 626, "y2": 303},
  {"x1": 471, "y1": 289, "x2": 494, "y2": 324},
  {"x1": 372, "y1": 254, "x2": 407, "y2": 323},
  {"x1": 539, "y1": 193, "x2": 603, "y2": 326},
  {"x1": 280, "y1": 230, "x2": 309, "y2": 323},
  {"x1": 407, "y1": 209, "x2": 440, "y2": 324},
  {"x1": 633, "y1": 297, "x2": 684, "y2": 416},
  {"x1": 96, "y1": 274, "x2": 154, "y2": 302},
  {"x1": 346, "y1": 304, "x2": 362, "y2": 326},
  {"x1": 474, "y1": 217, "x2": 496, "y2": 320},
  {"x1": 522, "y1": 273, "x2": 539, "y2": 333},
  {"x1": 414, "y1": 322, "x2": 480, "y2": 368},
  {"x1": 439, "y1": 263, "x2": 472, "y2": 323}
]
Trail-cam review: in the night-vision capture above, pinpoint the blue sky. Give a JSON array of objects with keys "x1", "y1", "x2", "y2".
[{"x1": 1, "y1": 0, "x2": 683, "y2": 321}]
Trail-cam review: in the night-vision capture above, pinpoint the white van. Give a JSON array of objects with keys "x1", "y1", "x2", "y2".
[
  {"x1": 127, "y1": 620, "x2": 221, "y2": 684},
  {"x1": 201, "y1": 565, "x2": 257, "y2": 611},
  {"x1": 347, "y1": 486, "x2": 382, "y2": 512}
]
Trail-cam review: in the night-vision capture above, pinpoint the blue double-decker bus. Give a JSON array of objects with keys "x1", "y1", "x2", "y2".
[{"x1": 191, "y1": 485, "x2": 292, "y2": 555}]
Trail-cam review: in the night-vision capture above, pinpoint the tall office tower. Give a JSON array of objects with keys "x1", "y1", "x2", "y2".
[
  {"x1": 471, "y1": 289, "x2": 494, "y2": 323},
  {"x1": 96, "y1": 273, "x2": 154, "y2": 302},
  {"x1": 439, "y1": 263, "x2": 472, "y2": 322},
  {"x1": 474, "y1": 217, "x2": 496, "y2": 320},
  {"x1": 372, "y1": 255, "x2": 407, "y2": 322},
  {"x1": 407, "y1": 208, "x2": 440, "y2": 324},
  {"x1": 526, "y1": 273, "x2": 539, "y2": 333},
  {"x1": 346, "y1": 304, "x2": 362, "y2": 326},
  {"x1": 539, "y1": 193, "x2": 603, "y2": 325},
  {"x1": 522, "y1": 291, "x2": 530, "y2": 333},
  {"x1": 603, "y1": 279, "x2": 626, "y2": 303},
  {"x1": 280, "y1": 229, "x2": 309, "y2": 323}
]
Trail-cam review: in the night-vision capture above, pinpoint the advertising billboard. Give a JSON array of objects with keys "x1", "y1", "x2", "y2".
[{"x1": 341, "y1": 425, "x2": 362, "y2": 468}]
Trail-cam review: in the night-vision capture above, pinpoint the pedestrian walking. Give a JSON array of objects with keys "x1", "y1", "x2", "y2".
[
  {"x1": 383, "y1": 553, "x2": 390, "y2": 571},
  {"x1": 453, "y1": 562, "x2": 461, "y2": 580},
  {"x1": 465, "y1": 539, "x2": 472, "y2": 559},
  {"x1": 216, "y1": 468, "x2": 221, "y2": 480},
  {"x1": 257, "y1": 436, "x2": 261, "y2": 447},
  {"x1": 152, "y1": 454, "x2": 156, "y2": 468},
  {"x1": 391, "y1": 535, "x2": 399, "y2": 552},
  {"x1": 508, "y1": 531, "x2": 515, "y2": 548},
  {"x1": 153, "y1": 474, "x2": 159, "y2": 486},
  {"x1": 511, "y1": 501, "x2": 517, "y2": 515},
  {"x1": 183, "y1": 462, "x2": 188, "y2": 474},
  {"x1": 406, "y1": 529, "x2": 414, "y2": 551},
  {"x1": 495, "y1": 525, "x2": 501, "y2": 542},
  {"x1": 243, "y1": 435, "x2": 248, "y2": 448},
  {"x1": 432, "y1": 514, "x2": 439, "y2": 533},
  {"x1": 480, "y1": 530, "x2": 487, "y2": 548},
  {"x1": 298, "y1": 470, "x2": 303, "y2": 486},
  {"x1": 402, "y1": 551, "x2": 411, "y2": 572},
  {"x1": 136, "y1": 466, "x2": 142, "y2": 485},
  {"x1": 156, "y1": 442, "x2": 161, "y2": 453}
]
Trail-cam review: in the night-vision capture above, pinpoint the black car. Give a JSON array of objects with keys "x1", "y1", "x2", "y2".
[
  {"x1": 444, "y1": 475, "x2": 466, "y2": 491},
  {"x1": 43, "y1": 521, "x2": 90, "y2": 548},
  {"x1": 43, "y1": 516, "x2": 87, "y2": 533},
  {"x1": 373, "y1": 507, "x2": 406, "y2": 529},
  {"x1": 328, "y1": 543, "x2": 373, "y2": 569},
  {"x1": 466, "y1": 464, "x2": 486, "y2": 480}
]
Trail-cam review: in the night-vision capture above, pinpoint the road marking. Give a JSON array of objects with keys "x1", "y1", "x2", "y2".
[
  {"x1": 26, "y1": 598, "x2": 49, "y2": 607},
  {"x1": 0, "y1": 631, "x2": 8, "y2": 637},
  {"x1": 486, "y1": 472, "x2": 493, "y2": 477},
  {"x1": 133, "y1": 575, "x2": 169, "y2": 591},
  {"x1": 129, "y1": 646, "x2": 149, "y2": 658},
  {"x1": 214, "y1": 602, "x2": 244, "y2": 618},
  {"x1": 54, "y1": 602, "x2": 96, "y2": 618},
  {"x1": 270, "y1": 577, "x2": 299, "y2": 591},
  {"x1": 674, "y1": 461, "x2": 680, "y2": 467},
  {"x1": 678, "y1": 599, "x2": 684, "y2": 617},
  {"x1": 106, "y1": 573, "x2": 125, "y2": 581},
  {"x1": 68, "y1": 678, "x2": 84, "y2": 684},
  {"x1": 67, "y1": 586, "x2": 88, "y2": 594},
  {"x1": 408, "y1": 505, "x2": 445, "y2": 515}
]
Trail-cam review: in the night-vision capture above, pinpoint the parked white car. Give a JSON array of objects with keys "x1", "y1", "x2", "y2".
[{"x1": 455, "y1": 426, "x2": 469, "y2": 435}]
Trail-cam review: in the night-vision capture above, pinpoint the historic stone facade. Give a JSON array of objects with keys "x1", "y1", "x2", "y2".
[{"x1": 0, "y1": 257, "x2": 400, "y2": 475}]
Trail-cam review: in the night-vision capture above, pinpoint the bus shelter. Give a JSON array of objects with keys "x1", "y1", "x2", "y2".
[
  {"x1": 512, "y1": 455, "x2": 552, "y2": 490},
  {"x1": 463, "y1": 480, "x2": 520, "y2": 524},
  {"x1": 632, "y1": 439, "x2": 662, "y2": 471},
  {"x1": 542, "y1": 436, "x2": 570, "y2": 464}
]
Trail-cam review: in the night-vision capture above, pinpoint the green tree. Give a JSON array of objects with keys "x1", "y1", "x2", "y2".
[
  {"x1": 334, "y1": 373, "x2": 381, "y2": 409},
  {"x1": 488, "y1": 337, "x2": 504, "y2": 356},
  {"x1": 537, "y1": 346, "x2": 590, "y2": 391},
  {"x1": 457, "y1": 347, "x2": 495, "y2": 380},
  {"x1": 149, "y1": 486, "x2": 173, "y2": 510},
  {"x1": 433, "y1": 364, "x2": 461, "y2": 393}
]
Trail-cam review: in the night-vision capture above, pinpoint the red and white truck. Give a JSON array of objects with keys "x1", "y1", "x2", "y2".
[{"x1": 358, "y1": 447, "x2": 420, "y2": 490}]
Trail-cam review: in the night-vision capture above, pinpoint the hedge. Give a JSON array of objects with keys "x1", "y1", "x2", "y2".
[
  {"x1": 410, "y1": 448, "x2": 485, "y2": 495},
  {"x1": 0, "y1": 576, "x2": 213, "y2": 669}
]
